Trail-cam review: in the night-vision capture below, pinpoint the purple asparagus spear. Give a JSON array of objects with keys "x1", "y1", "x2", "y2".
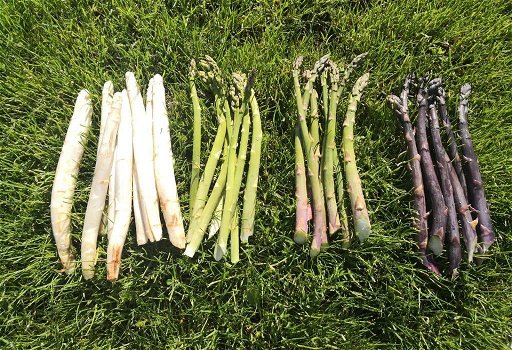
[
  {"x1": 458, "y1": 84, "x2": 495, "y2": 254},
  {"x1": 387, "y1": 76, "x2": 439, "y2": 274}
]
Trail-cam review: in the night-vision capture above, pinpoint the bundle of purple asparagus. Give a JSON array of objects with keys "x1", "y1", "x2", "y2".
[
  {"x1": 292, "y1": 54, "x2": 371, "y2": 257},
  {"x1": 388, "y1": 76, "x2": 494, "y2": 277}
]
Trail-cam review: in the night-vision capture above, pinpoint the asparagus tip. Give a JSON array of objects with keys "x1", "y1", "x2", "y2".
[
  {"x1": 125, "y1": 71, "x2": 135, "y2": 81},
  {"x1": 416, "y1": 86, "x2": 427, "y2": 106},
  {"x1": 153, "y1": 74, "x2": 163, "y2": 83},
  {"x1": 387, "y1": 94, "x2": 403, "y2": 113},
  {"x1": 427, "y1": 77, "x2": 442, "y2": 93},
  {"x1": 353, "y1": 73, "x2": 370, "y2": 94},
  {"x1": 232, "y1": 71, "x2": 247, "y2": 89},
  {"x1": 460, "y1": 83, "x2": 472, "y2": 98},
  {"x1": 404, "y1": 73, "x2": 414, "y2": 87},
  {"x1": 329, "y1": 62, "x2": 340, "y2": 81},
  {"x1": 103, "y1": 80, "x2": 114, "y2": 91},
  {"x1": 354, "y1": 52, "x2": 368, "y2": 62},
  {"x1": 346, "y1": 52, "x2": 368, "y2": 71},
  {"x1": 293, "y1": 56, "x2": 304, "y2": 70},
  {"x1": 436, "y1": 86, "x2": 447, "y2": 105},
  {"x1": 314, "y1": 54, "x2": 331, "y2": 73}
]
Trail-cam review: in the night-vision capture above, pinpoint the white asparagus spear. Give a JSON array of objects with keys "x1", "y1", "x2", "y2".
[
  {"x1": 125, "y1": 72, "x2": 162, "y2": 242},
  {"x1": 141, "y1": 78, "x2": 156, "y2": 242},
  {"x1": 51, "y1": 90, "x2": 93, "y2": 273},
  {"x1": 99, "y1": 81, "x2": 114, "y2": 236},
  {"x1": 99, "y1": 81, "x2": 114, "y2": 148},
  {"x1": 152, "y1": 74, "x2": 186, "y2": 248},
  {"x1": 81, "y1": 92, "x2": 122, "y2": 280},
  {"x1": 126, "y1": 79, "x2": 156, "y2": 244},
  {"x1": 133, "y1": 167, "x2": 148, "y2": 245},
  {"x1": 208, "y1": 194, "x2": 224, "y2": 239},
  {"x1": 106, "y1": 90, "x2": 133, "y2": 281},
  {"x1": 106, "y1": 147, "x2": 116, "y2": 239},
  {"x1": 126, "y1": 85, "x2": 154, "y2": 245},
  {"x1": 130, "y1": 82, "x2": 149, "y2": 245}
]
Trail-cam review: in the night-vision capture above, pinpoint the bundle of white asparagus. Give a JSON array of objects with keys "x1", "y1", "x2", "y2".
[{"x1": 50, "y1": 72, "x2": 185, "y2": 281}]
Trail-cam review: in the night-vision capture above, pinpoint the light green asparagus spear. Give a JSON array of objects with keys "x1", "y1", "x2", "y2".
[
  {"x1": 294, "y1": 123, "x2": 309, "y2": 245},
  {"x1": 189, "y1": 60, "x2": 202, "y2": 213},
  {"x1": 333, "y1": 146, "x2": 350, "y2": 247},
  {"x1": 310, "y1": 89, "x2": 321, "y2": 165},
  {"x1": 187, "y1": 94, "x2": 227, "y2": 241},
  {"x1": 323, "y1": 62, "x2": 341, "y2": 236},
  {"x1": 293, "y1": 57, "x2": 328, "y2": 256},
  {"x1": 214, "y1": 87, "x2": 243, "y2": 260},
  {"x1": 240, "y1": 89, "x2": 263, "y2": 243},
  {"x1": 343, "y1": 73, "x2": 371, "y2": 242},
  {"x1": 232, "y1": 73, "x2": 253, "y2": 244},
  {"x1": 337, "y1": 52, "x2": 368, "y2": 100},
  {"x1": 184, "y1": 159, "x2": 228, "y2": 257},
  {"x1": 230, "y1": 206, "x2": 240, "y2": 264}
]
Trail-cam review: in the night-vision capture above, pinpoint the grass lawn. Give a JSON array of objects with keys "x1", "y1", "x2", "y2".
[{"x1": 1, "y1": 0, "x2": 511, "y2": 348}]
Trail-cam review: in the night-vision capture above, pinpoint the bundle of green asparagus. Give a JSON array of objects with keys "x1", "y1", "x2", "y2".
[
  {"x1": 388, "y1": 76, "x2": 494, "y2": 278},
  {"x1": 184, "y1": 57, "x2": 262, "y2": 263},
  {"x1": 292, "y1": 54, "x2": 371, "y2": 257},
  {"x1": 51, "y1": 73, "x2": 185, "y2": 281}
]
